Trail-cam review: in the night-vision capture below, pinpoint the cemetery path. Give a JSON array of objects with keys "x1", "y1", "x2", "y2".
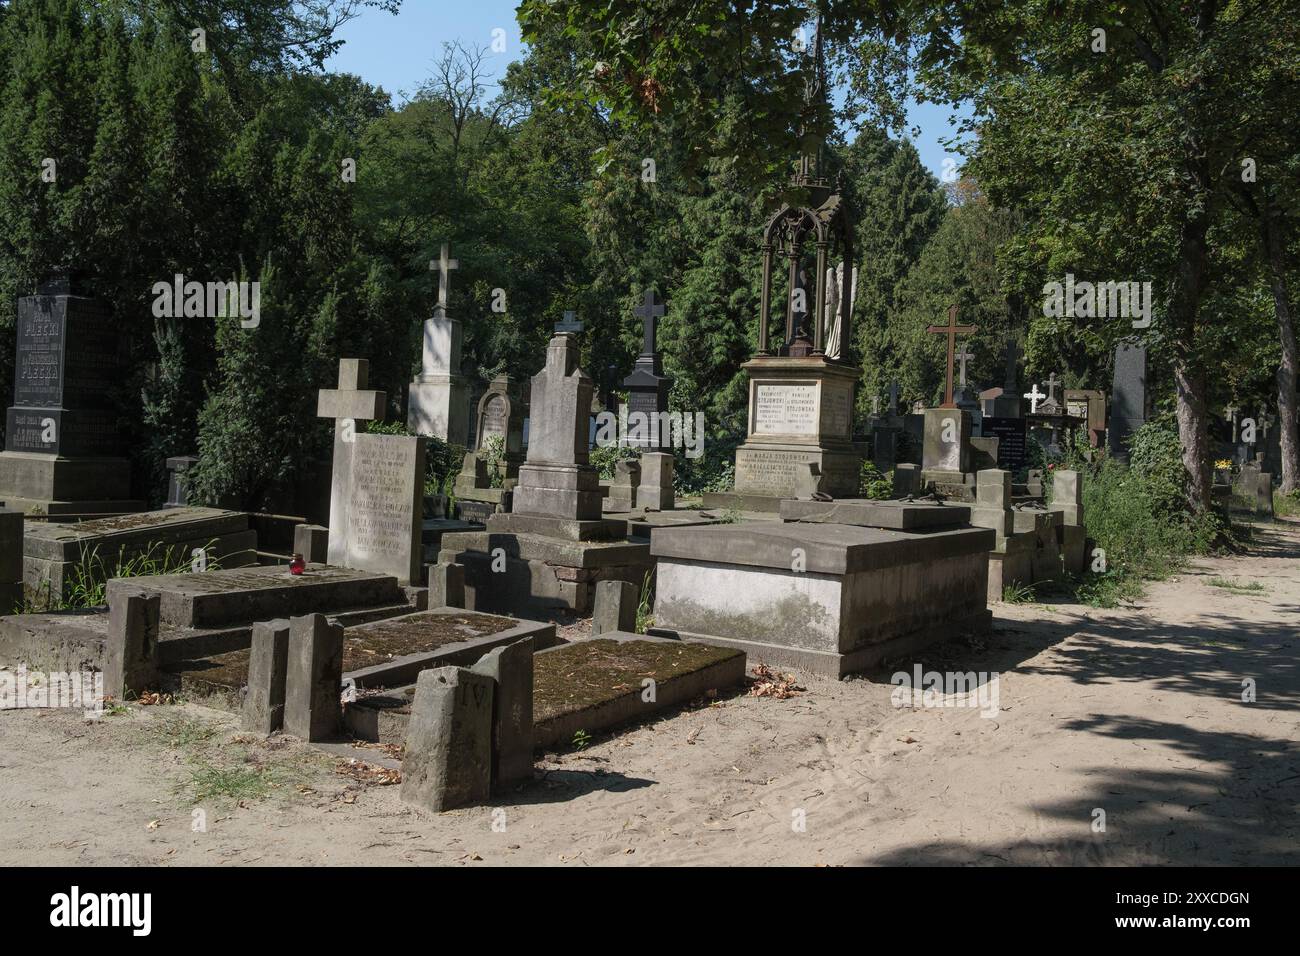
[{"x1": 1, "y1": 525, "x2": 1297, "y2": 866}]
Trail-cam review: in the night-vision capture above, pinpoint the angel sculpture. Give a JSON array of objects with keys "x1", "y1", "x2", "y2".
[{"x1": 823, "y1": 261, "x2": 858, "y2": 360}]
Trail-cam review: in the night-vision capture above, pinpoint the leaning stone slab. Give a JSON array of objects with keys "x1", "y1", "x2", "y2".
[
  {"x1": 242, "y1": 619, "x2": 290, "y2": 734},
  {"x1": 470, "y1": 637, "x2": 535, "y2": 790},
  {"x1": 427, "y1": 562, "x2": 466, "y2": 609},
  {"x1": 284, "y1": 613, "x2": 344, "y2": 741},
  {"x1": 400, "y1": 666, "x2": 494, "y2": 812}
]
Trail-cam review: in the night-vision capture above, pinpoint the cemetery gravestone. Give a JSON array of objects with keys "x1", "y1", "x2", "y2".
[
  {"x1": 407, "y1": 244, "x2": 469, "y2": 445},
  {"x1": 1108, "y1": 342, "x2": 1147, "y2": 463},
  {"x1": 0, "y1": 278, "x2": 145, "y2": 515},
  {"x1": 336, "y1": 432, "x2": 426, "y2": 585}
]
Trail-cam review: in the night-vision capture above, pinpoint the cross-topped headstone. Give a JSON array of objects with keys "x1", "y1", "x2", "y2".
[
  {"x1": 317, "y1": 359, "x2": 388, "y2": 571},
  {"x1": 634, "y1": 289, "x2": 666, "y2": 356},
  {"x1": 1024, "y1": 382, "x2": 1046, "y2": 414},
  {"x1": 955, "y1": 345, "x2": 975, "y2": 387},
  {"x1": 430, "y1": 244, "x2": 458, "y2": 318},
  {"x1": 555, "y1": 310, "x2": 582, "y2": 334},
  {"x1": 1043, "y1": 372, "x2": 1061, "y2": 407},
  {"x1": 926, "y1": 304, "x2": 978, "y2": 408},
  {"x1": 1003, "y1": 338, "x2": 1022, "y2": 390},
  {"x1": 871, "y1": 395, "x2": 880, "y2": 416}
]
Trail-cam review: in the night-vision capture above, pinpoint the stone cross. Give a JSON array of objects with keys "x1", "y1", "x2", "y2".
[
  {"x1": 871, "y1": 395, "x2": 880, "y2": 415},
  {"x1": 926, "y1": 304, "x2": 978, "y2": 408},
  {"x1": 955, "y1": 345, "x2": 975, "y2": 387},
  {"x1": 430, "y1": 243, "x2": 458, "y2": 317},
  {"x1": 1044, "y1": 371, "x2": 1061, "y2": 406},
  {"x1": 1003, "y1": 338, "x2": 1022, "y2": 390},
  {"x1": 1226, "y1": 404, "x2": 1239, "y2": 442},
  {"x1": 1024, "y1": 382, "x2": 1046, "y2": 414},
  {"x1": 634, "y1": 289, "x2": 665, "y2": 355},
  {"x1": 555, "y1": 310, "x2": 582, "y2": 334},
  {"x1": 317, "y1": 358, "x2": 386, "y2": 564}
]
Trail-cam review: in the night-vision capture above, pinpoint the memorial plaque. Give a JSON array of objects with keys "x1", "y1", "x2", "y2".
[
  {"x1": 753, "y1": 383, "x2": 819, "y2": 437},
  {"x1": 337, "y1": 433, "x2": 425, "y2": 584},
  {"x1": 983, "y1": 417, "x2": 1028, "y2": 471},
  {"x1": 5, "y1": 407, "x2": 120, "y2": 456},
  {"x1": 819, "y1": 382, "x2": 853, "y2": 439},
  {"x1": 735, "y1": 447, "x2": 809, "y2": 495}
]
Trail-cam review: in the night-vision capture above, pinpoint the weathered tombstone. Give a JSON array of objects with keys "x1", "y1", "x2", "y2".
[
  {"x1": 334, "y1": 432, "x2": 426, "y2": 584},
  {"x1": 407, "y1": 244, "x2": 469, "y2": 445},
  {"x1": 453, "y1": 374, "x2": 527, "y2": 521},
  {"x1": 982, "y1": 416, "x2": 1029, "y2": 471},
  {"x1": 593, "y1": 579, "x2": 638, "y2": 635},
  {"x1": 163, "y1": 455, "x2": 200, "y2": 509},
  {"x1": 283, "y1": 613, "x2": 344, "y2": 741},
  {"x1": 892, "y1": 462, "x2": 921, "y2": 497},
  {"x1": 1050, "y1": 469, "x2": 1087, "y2": 573},
  {"x1": 293, "y1": 523, "x2": 329, "y2": 564},
  {"x1": 400, "y1": 666, "x2": 494, "y2": 811},
  {"x1": 102, "y1": 591, "x2": 161, "y2": 700},
  {"x1": 1108, "y1": 342, "x2": 1147, "y2": 462},
  {"x1": 469, "y1": 637, "x2": 535, "y2": 790},
  {"x1": 242, "y1": 619, "x2": 290, "y2": 734},
  {"x1": 0, "y1": 277, "x2": 144, "y2": 515},
  {"x1": 317, "y1": 357, "x2": 386, "y2": 555},
  {"x1": 427, "y1": 562, "x2": 466, "y2": 608},
  {"x1": 636, "y1": 450, "x2": 675, "y2": 510},
  {"x1": 604, "y1": 458, "x2": 640, "y2": 513}
]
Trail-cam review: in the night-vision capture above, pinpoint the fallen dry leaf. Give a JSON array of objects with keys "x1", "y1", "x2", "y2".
[
  {"x1": 748, "y1": 663, "x2": 805, "y2": 700},
  {"x1": 335, "y1": 757, "x2": 401, "y2": 786}
]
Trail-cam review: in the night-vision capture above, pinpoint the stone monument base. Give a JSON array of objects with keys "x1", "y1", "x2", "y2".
[
  {"x1": 0, "y1": 452, "x2": 144, "y2": 516},
  {"x1": 407, "y1": 376, "x2": 468, "y2": 446},
  {"x1": 439, "y1": 528, "x2": 652, "y2": 616}
]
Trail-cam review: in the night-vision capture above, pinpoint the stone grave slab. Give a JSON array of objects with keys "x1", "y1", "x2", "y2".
[
  {"x1": 779, "y1": 498, "x2": 971, "y2": 531},
  {"x1": 22, "y1": 507, "x2": 256, "y2": 601},
  {"x1": 342, "y1": 632, "x2": 746, "y2": 749}
]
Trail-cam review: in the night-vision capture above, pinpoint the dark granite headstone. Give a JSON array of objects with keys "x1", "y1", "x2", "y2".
[
  {"x1": 623, "y1": 290, "x2": 672, "y2": 452},
  {"x1": 983, "y1": 417, "x2": 1028, "y2": 471},
  {"x1": 5, "y1": 284, "x2": 125, "y2": 456},
  {"x1": 1108, "y1": 342, "x2": 1147, "y2": 462}
]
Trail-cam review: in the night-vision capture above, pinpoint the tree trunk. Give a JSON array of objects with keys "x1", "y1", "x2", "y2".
[
  {"x1": 1261, "y1": 205, "x2": 1299, "y2": 494},
  {"x1": 1174, "y1": 359, "x2": 1212, "y2": 512}
]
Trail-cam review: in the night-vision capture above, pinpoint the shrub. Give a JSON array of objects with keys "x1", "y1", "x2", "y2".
[{"x1": 859, "y1": 461, "x2": 893, "y2": 499}]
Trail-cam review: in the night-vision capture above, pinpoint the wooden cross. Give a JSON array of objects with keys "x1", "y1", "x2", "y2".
[
  {"x1": 555, "y1": 310, "x2": 582, "y2": 334},
  {"x1": 926, "y1": 304, "x2": 978, "y2": 408},
  {"x1": 633, "y1": 289, "x2": 666, "y2": 355},
  {"x1": 430, "y1": 243, "x2": 458, "y2": 317}
]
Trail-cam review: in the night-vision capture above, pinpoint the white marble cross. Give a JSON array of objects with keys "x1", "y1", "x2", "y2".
[
  {"x1": 1024, "y1": 382, "x2": 1046, "y2": 414},
  {"x1": 1044, "y1": 371, "x2": 1061, "y2": 405}
]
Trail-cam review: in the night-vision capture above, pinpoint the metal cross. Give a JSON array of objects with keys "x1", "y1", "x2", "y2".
[
  {"x1": 633, "y1": 289, "x2": 666, "y2": 355},
  {"x1": 926, "y1": 304, "x2": 978, "y2": 408}
]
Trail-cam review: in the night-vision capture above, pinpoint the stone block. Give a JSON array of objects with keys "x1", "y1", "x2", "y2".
[
  {"x1": 400, "y1": 666, "x2": 494, "y2": 811},
  {"x1": 284, "y1": 613, "x2": 344, "y2": 741},
  {"x1": 593, "y1": 579, "x2": 639, "y2": 635},
  {"x1": 242, "y1": 619, "x2": 290, "y2": 734},
  {"x1": 294, "y1": 523, "x2": 329, "y2": 563},
  {"x1": 922, "y1": 408, "x2": 971, "y2": 473},
  {"x1": 892, "y1": 463, "x2": 920, "y2": 497},
  {"x1": 102, "y1": 592, "x2": 161, "y2": 700},
  {"x1": 428, "y1": 562, "x2": 466, "y2": 609},
  {"x1": 1059, "y1": 524, "x2": 1086, "y2": 575},
  {"x1": 636, "y1": 452, "x2": 675, "y2": 510},
  {"x1": 469, "y1": 637, "x2": 535, "y2": 790}
]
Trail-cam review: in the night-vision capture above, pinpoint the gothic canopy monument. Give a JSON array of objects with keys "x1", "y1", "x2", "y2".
[{"x1": 704, "y1": 23, "x2": 863, "y2": 510}]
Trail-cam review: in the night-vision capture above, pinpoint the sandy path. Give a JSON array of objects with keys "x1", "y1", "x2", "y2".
[{"x1": 2, "y1": 525, "x2": 1297, "y2": 866}]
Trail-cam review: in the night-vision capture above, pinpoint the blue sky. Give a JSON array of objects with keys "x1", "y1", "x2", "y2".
[{"x1": 325, "y1": 1, "x2": 966, "y2": 179}]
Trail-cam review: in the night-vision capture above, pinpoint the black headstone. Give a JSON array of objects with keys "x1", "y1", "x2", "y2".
[
  {"x1": 983, "y1": 417, "x2": 1029, "y2": 471},
  {"x1": 1107, "y1": 342, "x2": 1147, "y2": 463},
  {"x1": 5, "y1": 285, "x2": 124, "y2": 456},
  {"x1": 623, "y1": 290, "x2": 672, "y2": 452}
]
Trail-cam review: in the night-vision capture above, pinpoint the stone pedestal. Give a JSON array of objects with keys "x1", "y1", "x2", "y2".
[
  {"x1": 407, "y1": 315, "x2": 468, "y2": 446},
  {"x1": 652, "y1": 517, "x2": 993, "y2": 678},
  {"x1": 920, "y1": 407, "x2": 977, "y2": 500},
  {"x1": 702, "y1": 356, "x2": 864, "y2": 512},
  {"x1": 636, "y1": 452, "x2": 675, "y2": 510}
]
